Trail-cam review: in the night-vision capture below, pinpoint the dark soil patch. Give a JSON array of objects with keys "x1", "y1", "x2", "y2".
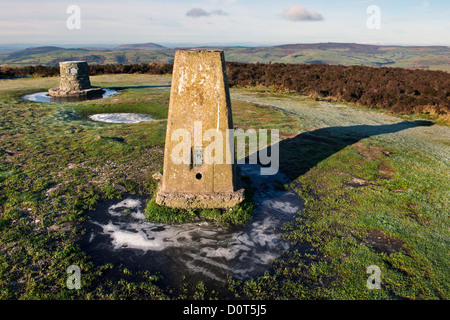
[
  {"x1": 354, "y1": 142, "x2": 391, "y2": 161},
  {"x1": 346, "y1": 176, "x2": 369, "y2": 188},
  {"x1": 364, "y1": 229, "x2": 405, "y2": 254}
]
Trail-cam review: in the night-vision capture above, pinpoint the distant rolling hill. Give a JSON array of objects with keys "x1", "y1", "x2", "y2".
[
  {"x1": 114, "y1": 42, "x2": 167, "y2": 51},
  {"x1": 4, "y1": 46, "x2": 67, "y2": 59},
  {"x1": 1, "y1": 42, "x2": 449, "y2": 72}
]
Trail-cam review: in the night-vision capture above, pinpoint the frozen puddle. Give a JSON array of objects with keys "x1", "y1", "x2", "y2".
[
  {"x1": 22, "y1": 88, "x2": 118, "y2": 102},
  {"x1": 88, "y1": 113, "x2": 155, "y2": 124},
  {"x1": 80, "y1": 164, "x2": 304, "y2": 286}
]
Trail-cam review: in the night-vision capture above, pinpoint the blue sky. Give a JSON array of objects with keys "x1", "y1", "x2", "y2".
[{"x1": 0, "y1": 0, "x2": 449, "y2": 46}]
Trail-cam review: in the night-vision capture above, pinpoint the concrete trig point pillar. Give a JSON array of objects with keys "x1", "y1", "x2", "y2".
[
  {"x1": 155, "y1": 50, "x2": 245, "y2": 209},
  {"x1": 49, "y1": 61, "x2": 104, "y2": 98}
]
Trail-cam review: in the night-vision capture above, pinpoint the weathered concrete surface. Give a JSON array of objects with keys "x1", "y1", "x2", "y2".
[
  {"x1": 49, "y1": 61, "x2": 104, "y2": 97},
  {"x1": 156, "y1": 50, "x2": 244, "y2": 209}
]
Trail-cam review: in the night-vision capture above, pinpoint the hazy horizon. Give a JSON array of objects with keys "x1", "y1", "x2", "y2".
[{"x1": 1, "y1": 41, "x2": 449, "y2": 51}]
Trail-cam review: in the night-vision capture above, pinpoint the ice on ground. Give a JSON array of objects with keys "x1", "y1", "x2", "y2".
[
  {"x1": 88, "y1": 113, "x2": 154, "y2": 124},
  {"x1": 83, "y1": 164, "x2": 305, "y2": 283},
  {"x1": 22, "y1": 89, "x2": 118, "y2": 103}
]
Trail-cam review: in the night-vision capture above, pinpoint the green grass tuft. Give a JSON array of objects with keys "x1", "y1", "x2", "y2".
[{"x1": 145, "y1": 186, "x2": 255, "y2": 227}]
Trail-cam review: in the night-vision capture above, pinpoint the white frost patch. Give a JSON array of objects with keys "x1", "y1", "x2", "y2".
[
  {"x1": 108, "y1": 198, "x2": 146, "y2": 220},
  {"x1": 88, "y1": 113, "x2": 154, "y2": 124},
  {"x1": 265, "y1": 197, "x2": 302, "y2": 214},
  {"x1": 110, "y1": 198, "x2": 142, "y2": 211},
  {"x1": 23, "y1": 92, "x2": 48, "y2": 102},
  {"x1": 97, "y1": 222, "x2": 165, "y2": 250}
]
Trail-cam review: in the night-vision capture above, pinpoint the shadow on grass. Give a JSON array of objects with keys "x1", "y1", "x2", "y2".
[
  {"x1": 109, "y1": 85, "x2": 171, "y2": 90},
  {"x1": 256, "y1": 120, "x2": 434, "y2": 181}
]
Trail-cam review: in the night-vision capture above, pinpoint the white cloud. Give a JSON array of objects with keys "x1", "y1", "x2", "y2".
[{"x1": 282, "y1": 5, "x2": 323, "y2": 22}]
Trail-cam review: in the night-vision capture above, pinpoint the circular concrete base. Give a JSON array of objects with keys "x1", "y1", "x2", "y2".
[{"x1": 48, "y1": 86, "x2": 105, "y2": 98}]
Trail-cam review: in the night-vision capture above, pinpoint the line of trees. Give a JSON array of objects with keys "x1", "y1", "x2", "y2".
[{"x1": 1, "y1": 62, "x2": 448, "y2": 116}]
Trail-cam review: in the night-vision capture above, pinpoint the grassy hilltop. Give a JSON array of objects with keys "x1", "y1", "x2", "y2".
[{"x1": 0, "y1": 74, "x2": 448, "y2": 299}]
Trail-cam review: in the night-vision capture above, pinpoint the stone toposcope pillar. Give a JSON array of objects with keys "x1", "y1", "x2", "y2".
[
  {"x1": 155, "y1": 50, "x2": 245, "y2": 209},
  {"x1": 49, "y1": 61, "x2": 104, "y2": 98}
]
